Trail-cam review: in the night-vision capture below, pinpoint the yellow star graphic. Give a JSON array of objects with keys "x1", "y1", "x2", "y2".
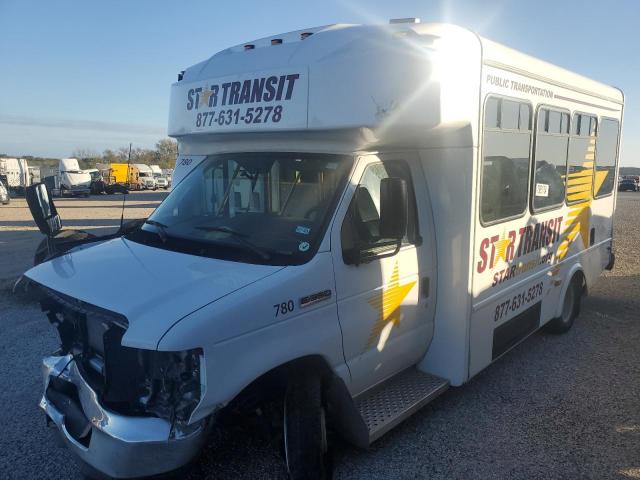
[
  {"x1": 366, "y1": 261, "x2": 416, "y2": 349},
  {"x1": 199, "y1": 89, "x2": 213, "y2": 108},
  {"x1": 494, "y1": 237, "x2": 511, "y2": 264}
]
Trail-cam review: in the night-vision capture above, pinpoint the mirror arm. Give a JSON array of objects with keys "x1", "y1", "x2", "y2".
[
  {"x1": 372, "y1": 239, "x2": 402, "y2": 262},
  {"x1": 349, "y1": 238, "x2": 402, "y2": 266}
]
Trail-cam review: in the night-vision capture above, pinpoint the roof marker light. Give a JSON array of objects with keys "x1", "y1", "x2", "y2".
[
  {"x1": 271, "y1": 38, "x2": 283, "y2": 45},
  {"x1": 244, "y1": 44, "x2": 255, "y2": 50},
  {"x1": 389, "y1": 17, "x2": 421, "y2": 24},
  {"x1": 300, "y1": 32, "x2": 313, "y2": 40}
]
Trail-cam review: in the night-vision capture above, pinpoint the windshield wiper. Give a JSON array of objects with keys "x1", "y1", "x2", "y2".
[
  {"x1": 144, "y1": 219, "x2": 169, "y2": 243},
  {"x1": 194, "y1": 225, "x2": 271, "y2": 260}
]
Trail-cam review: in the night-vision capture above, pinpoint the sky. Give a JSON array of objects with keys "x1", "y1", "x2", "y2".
[{"x1": 0, "y1": 0, "x2": 638, "y2": 165}]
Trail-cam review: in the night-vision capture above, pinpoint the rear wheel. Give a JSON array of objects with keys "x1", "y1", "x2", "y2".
[
  {"x1": 545, "y1": 275, "x2": 582, "y2": 334},
  {"x1": 283, "y1": 375, "x2": 331, "y2": 480}
]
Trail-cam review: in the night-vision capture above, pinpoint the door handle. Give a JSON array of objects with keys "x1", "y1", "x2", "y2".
[{"x1": 421, "y1": 277, "x2": 430, "y2": 298}]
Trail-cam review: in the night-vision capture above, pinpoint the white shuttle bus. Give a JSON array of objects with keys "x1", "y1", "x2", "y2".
[{"x1": 26, "y1": 20, "x2": 623, "y2": 479}]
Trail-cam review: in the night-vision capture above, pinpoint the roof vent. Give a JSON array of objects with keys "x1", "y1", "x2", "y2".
[
  {"x1": 300, "y1": 32, "x2": 313, "y2": 40},
  {"x1": 389, "y1": 17, "x2": 421, "y2": 24},
  {"x1": 177, "y1": 70, "x2": 185, "y2": 81},
  {"x1": 244, "y1": 44, "x2": 255, "y2": 50},
  {"x1": 271, "y1": 38, "x2": 283, "y2": 45}
]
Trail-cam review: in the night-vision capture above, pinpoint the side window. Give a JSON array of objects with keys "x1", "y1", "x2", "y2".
[
  {"x1": 532, "y1": 107, "x2": 570, "y2": 211},
  {"x1": 341, "y1": 161, "x2": 418, "y2": 263},
  {"x1": 567, "y1": 113, "x2": 597, "y2": 203},
  {"x1": 594, "y1": 118, "x2": 620, "y2": 197},
  {"x1": 481, "y1": 96, "x2": 532, "y2": 224}
]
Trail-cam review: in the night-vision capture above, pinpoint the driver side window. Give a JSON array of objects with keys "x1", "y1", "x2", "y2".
[{"x1": 341, "y1": 161, "x2": 418, "y2": 263}]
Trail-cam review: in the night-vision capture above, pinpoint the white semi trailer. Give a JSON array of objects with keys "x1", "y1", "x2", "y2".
[
  {"x1": 26, "y1": 19, "x2": 623, "y2": 479},
  {"x1": 0, "y1": 157, "x2": 30, "y2": 194}
]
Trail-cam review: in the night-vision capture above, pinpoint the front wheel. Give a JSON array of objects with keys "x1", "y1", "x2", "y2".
[
  {"x1": 545, "y1": 275, "x2": 582, "y2": 334},
  {"x1": 283, "y1": 375, "x2": 331, "y2": 480}
]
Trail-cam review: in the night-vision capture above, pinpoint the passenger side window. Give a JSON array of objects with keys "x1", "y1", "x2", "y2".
[
  {"x1": 532, "y1": 108, "x2": 569, "y2": 211},
  {"x1": 341, "y1": 161, "x2": 418, "y2": 263},
  {"x1": 594, "y1": 118, "x2": 619, "y2": 197},
  {"x1": 566, "y1": 113, "x2": 597, "y2": 203},
  {"x1": 481, "y1": 96, "x2": 532, "y2": 224}
]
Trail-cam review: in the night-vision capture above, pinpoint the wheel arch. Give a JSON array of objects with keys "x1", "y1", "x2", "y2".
[
  {"x1": 554, "y1": 264, "x2": 586, "y2": 318},
  {"x1": 223, "y1": 354, "x2": 369, "y2": 448}
]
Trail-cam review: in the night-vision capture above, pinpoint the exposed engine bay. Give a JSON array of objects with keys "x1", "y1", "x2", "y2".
[{"x1": 38, "y1": 285, "x2": 203, "y2": 431}]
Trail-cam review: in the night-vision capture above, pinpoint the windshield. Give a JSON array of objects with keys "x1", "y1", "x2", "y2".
[{"x1": 127, "y1": 152, "x2": 352, "y2": 265}]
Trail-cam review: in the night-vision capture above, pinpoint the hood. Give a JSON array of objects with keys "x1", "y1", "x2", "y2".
[
  {"x1": 25, "y1": 237, "x2": 284, "y2": 349},
  {"x1": 61, "y1": 171, "x2": 91, "y2": 187}
]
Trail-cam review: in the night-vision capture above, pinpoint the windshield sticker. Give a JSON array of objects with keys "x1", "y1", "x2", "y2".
[
  {"x1": 535, "y1": 183, "x2": 549, "y2": 197},
  {"x1": 298, "y1": 241, "x2": 310, "y2": 252},
  {"x1": 295, "y1": 226, "x2": 311, "y2": 235}
]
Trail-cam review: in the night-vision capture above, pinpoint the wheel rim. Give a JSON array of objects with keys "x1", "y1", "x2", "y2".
[
  {"x1": 283, "y1": 401, "x2": 328, "y2": 474},
  {"x1": 283, "y1": 400, "x2": 291, "y2": 473},
  {"x1": 320, "y1": 408, "x2": 328, "y2": 455},
  {"x1": 561, "y1": 283, "x2": 574, "y2": 322}
]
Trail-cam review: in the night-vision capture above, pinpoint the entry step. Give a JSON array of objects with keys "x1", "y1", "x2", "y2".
[{"x1": 355, "y1": 368, "x2": 449, "y2": 443}]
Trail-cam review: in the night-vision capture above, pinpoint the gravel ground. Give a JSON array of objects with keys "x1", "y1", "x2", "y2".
[{"x1": 0, "y1": 193, "x2": 638, "y2": 479}]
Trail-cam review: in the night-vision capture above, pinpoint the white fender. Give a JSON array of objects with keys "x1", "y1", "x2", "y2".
[{"x1": 554, "y1": 262, "x2": 585, "y2": 319}]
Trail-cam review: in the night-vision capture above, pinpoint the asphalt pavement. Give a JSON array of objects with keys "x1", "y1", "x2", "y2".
[{"x1": 0, "y1": 192, "x2": 638, "y2": 479}]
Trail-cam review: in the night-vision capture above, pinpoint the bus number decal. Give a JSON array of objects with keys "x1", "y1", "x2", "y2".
[
  {"x1": 494, "y1": 282, "x2": 543, "y2": 322},
  {"x1": 274, "y1": 300, "x2": 295, "y2": 317}
]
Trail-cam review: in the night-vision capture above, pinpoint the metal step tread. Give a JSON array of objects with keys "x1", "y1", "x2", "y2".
[{"x1": 355, "y1": 368, "x2": 449, "y2": 443}]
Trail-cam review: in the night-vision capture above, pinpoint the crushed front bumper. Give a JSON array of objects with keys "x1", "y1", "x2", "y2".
[{"x1": 40, "y1": 354, "x2": 209, "y2": 479}]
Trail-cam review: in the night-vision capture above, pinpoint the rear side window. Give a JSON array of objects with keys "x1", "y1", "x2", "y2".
[
  {"x1": 594, "y1": 118, "x2": 620, "y2": 197},
  {"x1": 566, "y1": 113, "x2": 597, "y2": 204},
  {"x1": 532, "y1": 107, "x2": 570, "y2": 211},
  {"x1": 481, "y1": 96, "x2": 532, "y2": 224}
]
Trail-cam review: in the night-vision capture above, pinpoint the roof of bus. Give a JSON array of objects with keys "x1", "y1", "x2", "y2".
[
  {"x1": 169, "y1": 21, "x2": 622, "y2": 148},
  {"x1": 478, "y1": 36, "x2": 623, "y2": 104},
  {"x1": 186, "y1": 21, "x2": 622, "y2": 103}
]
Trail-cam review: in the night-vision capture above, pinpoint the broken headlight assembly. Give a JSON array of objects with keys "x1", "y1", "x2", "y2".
[
  {"x1": 39, "y1": 285, "x2": 204, "y2": 433},
  {"x1": 102, "y1": 337, "x2": 204, "y2": 431}
]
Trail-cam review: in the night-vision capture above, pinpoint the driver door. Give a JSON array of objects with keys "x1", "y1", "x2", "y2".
[{"x1": 331, "y1": 154, "x2": 436, "y2": 395}]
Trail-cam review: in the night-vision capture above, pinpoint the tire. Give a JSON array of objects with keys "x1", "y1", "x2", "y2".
[
  {"x1": 545, "y1": 275, "x2": 582, "y2": 334},
  {"x1": 283, "y1": 375, "x2": 331, "y2": 480}
]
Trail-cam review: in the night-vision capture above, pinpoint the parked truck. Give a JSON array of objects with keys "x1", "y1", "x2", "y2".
[
  {"x1": 26, "y1": 19, "x2": 623, "y2": 480},
  {"x1": 108, "y1": 163, "x2": 140, "y2": 190},
  {"x1": 28, "y1": 165, "x2": 41, "y2": 185},
  {"x1": 150, "y1": 164, "x2": 169, "y2": 189},
  {"x1": 41, "y1": 158, "x2": 91, "y2": 197},
  {"x1": 133, "y1": 163, "x2": 157, "y2": 190},
  {"x1": 0, "y1": 157, "x2": 30, "y2": 194}
]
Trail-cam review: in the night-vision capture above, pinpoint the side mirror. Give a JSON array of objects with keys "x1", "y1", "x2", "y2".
[
  {"x1": 379, "y1": 177, "x2": 408, "y2": 240},
  {"x1": 25, "y1": 183, "x2": 61, "y2": 237}
]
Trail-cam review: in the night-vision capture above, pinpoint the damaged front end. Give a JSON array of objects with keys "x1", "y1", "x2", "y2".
[{"x1": 37, "y1": 285, "x2": 210, "y2": 478}]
